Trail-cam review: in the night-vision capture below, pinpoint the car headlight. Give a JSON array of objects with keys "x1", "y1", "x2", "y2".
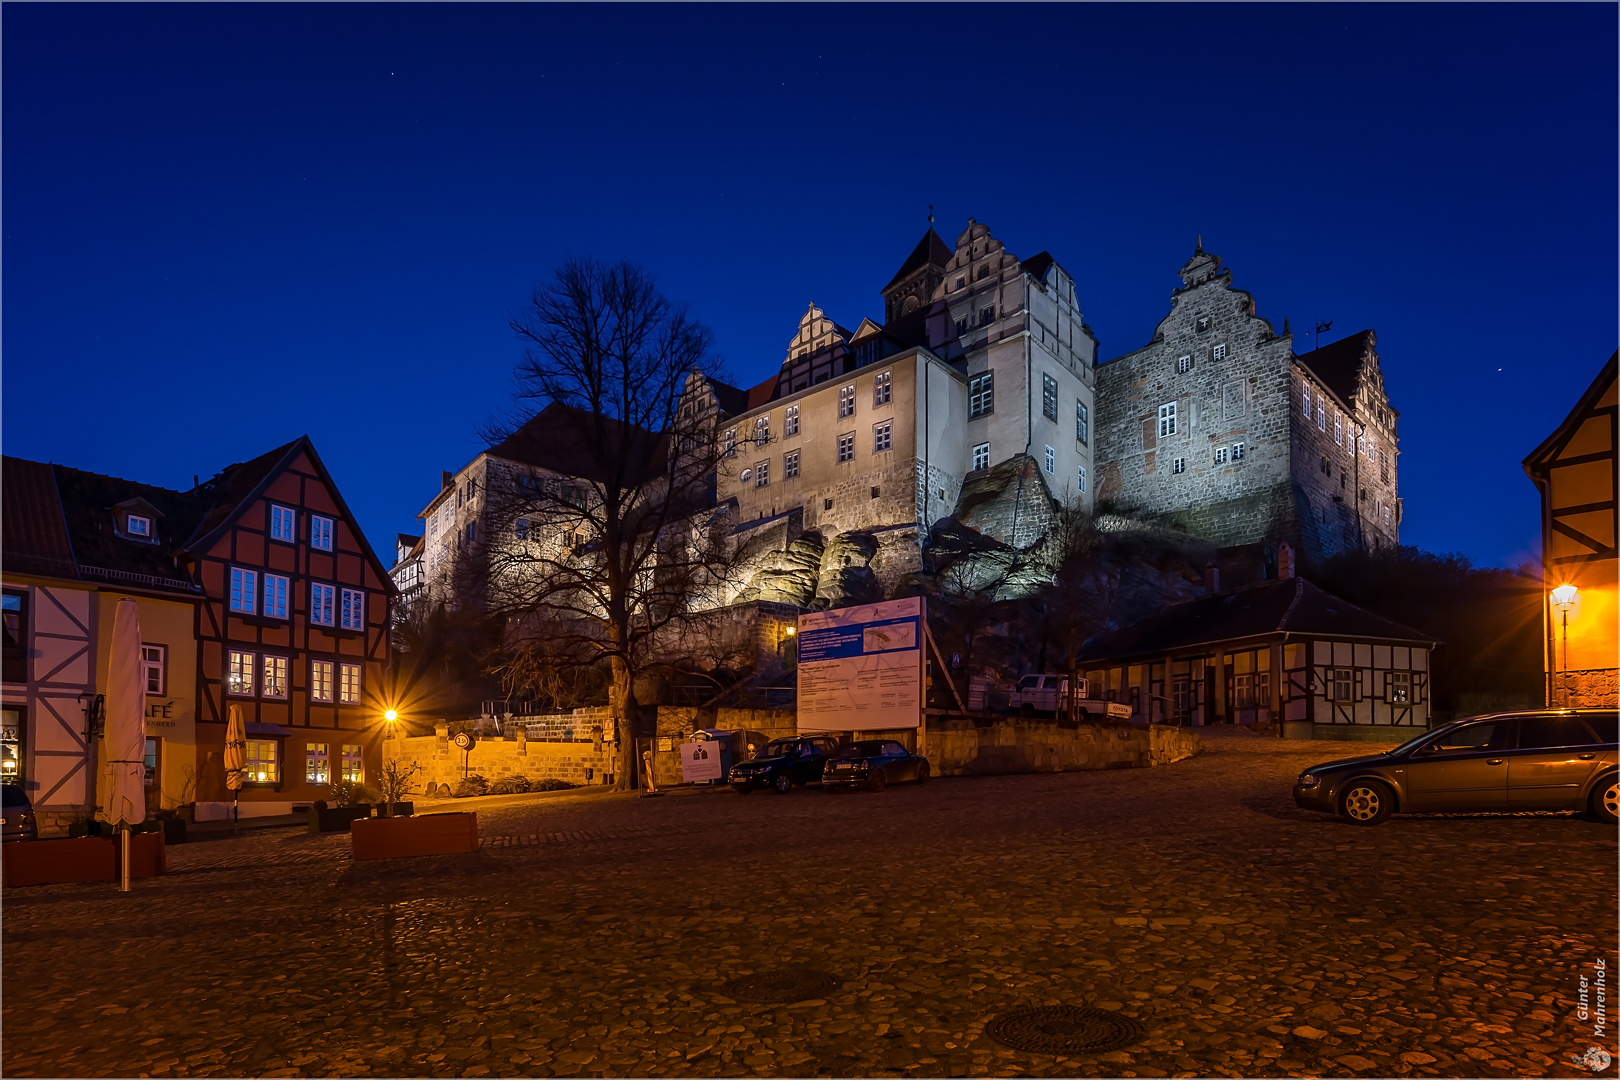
[{"x1": 1296, "y1": 772, "x2": 1321, "y2": 787}]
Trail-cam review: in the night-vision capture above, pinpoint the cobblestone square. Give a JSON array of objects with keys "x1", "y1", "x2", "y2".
[{"x1": 3, "y1": 732, "x2": 1615, "y2": 1078}]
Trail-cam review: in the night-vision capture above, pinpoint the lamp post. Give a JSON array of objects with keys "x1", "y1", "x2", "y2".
[{"x1": 1551, "y1": 584, "x2": 1578, "y2": 706}]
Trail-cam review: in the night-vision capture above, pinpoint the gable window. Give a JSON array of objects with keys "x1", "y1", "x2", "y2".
[
  {"x1": 838, "y1": 384, "x2": 856, "y2": 419},
  {"x1": 873, "y1": 420, "x2": 893, "y2": 453},
  {"x1": 972, "y1": 442, "x2": 990, "y2": 471},
  {"x1": 783, "y1": 450, "x2": 800, "y2": 479},
  {"x1": 310, "y1": 660, "x2": 335, "y2": 703},
  {"x1": 1334, "y1": 413, "x2": 1343, "y2": 446},
  {"x1": 754, "y1": 460, "x2": 770, "y2": 488},
  {"x1": 1157, "y1": 402, "x2": 1178, "y2": 438},
  {"x1": 1316, "y1": 394, "x2": 1327, "y2": 430},
  {"x1": 306, "y1": 743, "x2": 330, "y2": 784},
  {"x1": 1044, "y1": 445, "x2": 1055, "y2": 474},
  {"x1": 754, "y1": 416, "x2": 770, "y2": 446},
  {"x1": 873, "y1": 371, "x2": 892, "y2": 407},
  {"x1": 263, "y1": 655, "x2": 289, "y2": 699},
  {"x1": 340, "y1": 589, "x2": 365, "y2": 631},
  {"x1": 127, "y1": 514, "x2": 153, "y2": 539},
  {"x1": 310, "y1": 515, "x2": 334, "y2": 551},
  {"x1": 1172, "y1": 457, "x2": 1186, "y2": 475},
  {"x1": 837, "y1": 432, "x2": 855, "y2": 463},
  {"x1": 785, "y1": 404, "x2": 800, "y2": 437},
  {"x1": 263, "y1": 574, "x2": 289, "y2": 620},
  {"x1": 141, "y1": 644, "x2": 166, "y2": 695},
  {"x1": 310, "y1": 583, "x2": 335, "y2": 627},
  {"x1": 968, "y1": 372, "x2": 994, "y2": 418},
  {"x1": 339, "y1": 663, "x2": 362, "y2": 704},
  {"x1": 977, "y1": 265, "x2": 990, "y2": 281},
  {"x1": 1211, "y1": 343, "x2": 1227, "y2": 361},
  {"x1": 1196, "y1": 316, "x2": 1212, "y2": 333},
  {"x1": 1077, "y1": 465, "x2": 1087, "y2": 493},
  {"x1": 1042, "y1": 374, "x2": 1058, "y2": 421},
  {"x1": 1076, "y1": 402, "x2": 1089, "y2": 445},
  {"x1": 955, "y1": 315, "x2": 970, "y2": 337},
  {"x1": 230, "y1": 568, "x2": 258, "y2": 615},
  {"x1": 1231, "y1": 442, "x2": 1246, "y2": 461},
  {"x1": 954, "y1": 277, "x2": 965, "y2": 291},
  {"x1": 1177, "y1": 355, "x2": 1193, "y2": 375},
  {"x1": 244, "y1": 740, "x2": 280, "y2": 784},
  {"x1": 1214, "y1": 447, "x2": 1230, "y2": 465},
  {"x1": 270, "y1": 505, "x2": 296, "y2": 542},
  {"x1": 228, "y1": 650, "x2": 255, "y2": 696}
]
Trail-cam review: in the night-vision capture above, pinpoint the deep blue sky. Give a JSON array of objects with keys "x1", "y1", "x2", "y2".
[{"x1": 5, "y1": 4, "x2": 1614, "y2": 570}]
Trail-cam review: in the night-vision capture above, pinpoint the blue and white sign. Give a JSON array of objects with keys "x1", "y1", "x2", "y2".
[{"x1": 797, "y1": 596, "x2": 924, "y2": 731}]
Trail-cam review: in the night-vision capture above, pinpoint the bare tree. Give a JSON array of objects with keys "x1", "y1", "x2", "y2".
[{"x1": 474, "y1": 258, "x2": 740, "y2": 790}]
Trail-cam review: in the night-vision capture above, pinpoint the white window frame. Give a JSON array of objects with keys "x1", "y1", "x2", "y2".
[
  {"x1": 339, "y1": 663, "x2": 362, "y2": 704},
  {"x1": 1232, "y1": 442, "x2": 1246, "y2": 462},
  {"x1": 306, "y1": 742, "x2": 330, "y2": 784},
  {"x1": 263, "y1": 574, "x2": 289, "y2": 620},
  {"x1": 1316, "y1": 394, "x2": 1327, "y2": 431},
  {"x1": 754, "y1": 460, "x2": 770, "y2": 488},
  {"x1": 1044, "y1": 445, "x2": 1055, "y2": 474},
  {"x1": 783, "y1": 450, "x2": 800, "y2": 479},
  {"x1": 969, "y1": 372, "x2": 994, "y2": 418},
  {"x1": 723, "y1": 429, "x2": 737, "y2": 458},
  {"x1": 1042, "y1": 374, "x2": 1058, "y2": 421},
  {"x1": 1334, "y1": 413, "x2": 1343, "y2": 446},
  {"x1": 270, "y1": 505, "x2": 297, "y2": 543},
  {"x1": 228, "y1": 650, "x2": 255, "y2": 696},
  {"x1": 1302, "y1": 384, "x2": 1313, "y2": 418},
  {"x1": 1157, "y1": 402, "x2": 1178, "y2": 438},
  {"x1": 1076, "y1": 401, "x2": 1089, "y2": 445},
  {"x1": 127, "y1": 514, "x2": 152, "y2": 538},
  {"x1": 1077, "y1": 464, "x2": 1087, "y2": 493},
  {"x1": 838, "y1": 384, "x2": 856, "y2": 419},
  {"x1": 230, "y1": 567, "x2": 257, "y2": 615},
  {"x1": 754, "y1": 415, "x2": 770, "y2": 446},
  {"x1": 341, "y1": 744, "x2": 364, "y2": 783},
  {"x1": 310, "y1": 514, "x2": 334, "y2": 551},
  {"x1": 310, "y1": 659, "x2": 335, "y2": 703},
  {"x1": 873, "y1": 420, "x2": 893, "y2": 453},
  {"x1": 141, "y1": 644, "x2": 166, "y2": 695},
  {"x1": 1177, "y1": 355, "x2": 1193, "y2": 375},
  {"x1": 340, "y1": 589, "x2": 365, "y2": 631},
  {"x1": 244, "y1": 739, "x2": 280, "y2": 784},
  {"x1": 310, "y1": 583, "x2": 335, "y2": 627},
  {"x1": 1172, "y1": 457, "x2": 1186, "y2": 475},
  {"x1": 1214, "y1": 447, "x2": 1230, "y2": 465},
  {"x1": 837, "y1": 432, "x2": 855, "y2": 464},
  {"x1": 784, "y1": 404, "x2": 799, "y2": 437},
  {"x1": 873, "y1": 371, "x2": 892, "y2": 407},
  {"x1": 1212, "y1": 343, "x2": 1227, "y2": 361},
  {"x1": 262, "y1": 655, "x2": 289, "y2": 699},
  {"x1": 972, "y1": 442, "x2": 990, "y2": 471}
]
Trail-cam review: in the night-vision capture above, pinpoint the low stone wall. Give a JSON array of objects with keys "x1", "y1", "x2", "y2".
[
  {"x1": 384, "y1": 728, "x2": 617, "y2": 792},
  {"x1": 925, "y1": 721, "x2": 1201, "y2": 777}
]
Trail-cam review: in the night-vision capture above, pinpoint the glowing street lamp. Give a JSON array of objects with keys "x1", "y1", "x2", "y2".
[
  {"x1": 384, "y1": 708, "x2": 399, "y2": 723},
  {"x1": 1551, "y1": 584, "x2": 1579, "y2": 679}
]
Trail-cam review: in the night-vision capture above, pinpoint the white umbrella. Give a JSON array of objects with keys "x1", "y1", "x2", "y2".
[
  {"x1": 224, "y1": 703, "x2": 246, "y2": 835},
  {"x1": 103, "y1": 598, "x2": 146, "y2": 892}
]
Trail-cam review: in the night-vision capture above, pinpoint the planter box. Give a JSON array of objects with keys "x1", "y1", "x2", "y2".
[
  {"x1": 3, "y1": 831, "x2": 163, "y2": 887},
  {"x1": 120, "y1": 831, "x2": 166, "y2": 878},
  {"x1": 160, "y1": 818, "x2": 187, "y2": 846},
  {"x1": 377, "y1": 802, "x2": 414, "y2": 818},
  {"x1": 351, "y1": 812, "x2": 477, "y2": 861},
  {"x1": 307, "y1": 805, "x2": 374, "y2": 834}
]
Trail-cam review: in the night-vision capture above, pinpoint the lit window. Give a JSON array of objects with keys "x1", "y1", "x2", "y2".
[
  {"x1": 1214, "y1": 447, "x2": 1230, "y2": 465},
  {"x1": 1172, "y1": 457, "x2": 1186, "y2": 475},
  {"x1": 873, "y1": 371, "x2": 892, "y2": 407},
  {"x1": 1231, "y1": 443, "x2": 1245, "y2": 462},
  {"x1": 244, "y1": 740, "x2": 279, "y2": 784},
  {"x1": 270, "y1": 505, "x2": 296, "y2": 542},
  {"x1": 263, "y1": 574, "x2": 289, "y2": 620},
  {"x1": 230, "y1": 568, "x2": 257, "y2": 614},
  {"x1": 1177, "y1": 355, "x2": 1193, "y2": 375},
  {"x1": 340, "y1": 589, "x2": 365, "y2": 631},
  {"x1": 754, "y1": 460, "x2": 770, "y2": 488},
  {"x1": 972, "y1": 442, "x2": 990, "y2": 471},
  {"x1": 1042, "y1": 374, "x2": 1058, "y2": 421},
  {"x1": 310, "y1": 515, "x2": 334, "y2": 551},
  {"x1": 342, "y1": 744, "x2": 364, "y2": 783},
  {"x1": 310, "y1": 583, "x2": 335, "y2": 627},
  {"x1": 311, "y1": 660, "x2": 335, "y2": 703},
  {"x1": 873, "y1": 421, "x2": 893, "y2": 453},
  {"x1": 783, "y1": 450, "x2": 799, "y2": 479},
  {"x1": 1212, "y1": 343, "x2": 1227, "y2": 361},
  {"x1": 141, "y1": 644, "x2": 166, "y2": 695},
  {"x1": 127, "y1": 514, "x2": 152, "y2": 538},
  {"x1": 306, "y1": 742, "x2": 330, "y2": 784},
  {"x1": 754, "y1": 415, "x2": 770, "y2": 446},
  {"x1": 1077, "y1": 465, "x2": 1087, "y2": 493},
  {"x1": 1076, "y1": 401, "x2": 1089, "y2": 445},
  {"x1": 263, "y1": 655, "x2": 288, "y2": 699},
  {"x1": 228, "y1": 651, "x2": 255, "y2": 696},
  {"x1": 838, "y1": 384, "x2": 856, "y2": 419},
  {"x1": 785, "y1": 404, "x2": 799, "y2": 437},
  {"x1": 339, "y1": 663, "x2": 362, "y2": 704},
  {"x1": 837, "y1": 433, "x2": 855, "y2": 463},
  {"x1": 1389, "y1": 671, "x2": 1411, "y2": 704},
  {"x1": 1044, "y1": 445, "x2": 1055, "y2": 474},
  {"x1": 969, "y1": 372, "x2": 994, "y2": 418},
  {"x1": 1157, "y1": 402, "x2": 1178, "y2": 438}
]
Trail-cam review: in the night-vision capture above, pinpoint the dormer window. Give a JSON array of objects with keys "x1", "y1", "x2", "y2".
[{"x1": 127, "y1": 515, "x2": 152, "y2": 538}]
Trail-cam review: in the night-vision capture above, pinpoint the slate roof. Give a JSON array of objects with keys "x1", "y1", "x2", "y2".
[
  {"x1": 706, "y1": 377, "x2": 750, "y2": 418},
  {"x1": 51, "y1": 464, "x2": 212, "y2": 589},
  {"x1": 487, "y1": 402, "x2": 668, "y2": 487},
  {"x1": 1075, "y1": 577, "x2": 1435, "y2": 664},
  {"x1": 882, "y1": 228, "x2": 953, "y2": 292},
  {"x1": 1294, "y1": 330, "x2": 1374, "y2": 408},
  {"x1": 2, "y1": 457, "x2": 78, "y2": 580}
]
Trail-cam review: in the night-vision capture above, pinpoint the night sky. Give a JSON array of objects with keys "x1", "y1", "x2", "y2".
[{"x1": 4, "y1": 4, "x2": 1614, "y2": 570}]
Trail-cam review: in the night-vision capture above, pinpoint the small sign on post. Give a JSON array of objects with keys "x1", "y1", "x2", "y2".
[{"x1": 452, "y1": 731, "x2": 476, "y2": 777}]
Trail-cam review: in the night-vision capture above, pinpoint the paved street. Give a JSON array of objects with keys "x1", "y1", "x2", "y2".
[{"x1": 3, "y1": 731, "x2": 1616, "y2": 1079}]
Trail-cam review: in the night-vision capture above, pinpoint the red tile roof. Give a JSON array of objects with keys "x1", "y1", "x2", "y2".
[{"x1": 1, "y1": 457, "x2": 77, "y2": 579}]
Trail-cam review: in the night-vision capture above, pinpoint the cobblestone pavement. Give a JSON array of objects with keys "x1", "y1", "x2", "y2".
[{"x1": 4, "y1": 731, "x2": 1616, "y2": 1079}]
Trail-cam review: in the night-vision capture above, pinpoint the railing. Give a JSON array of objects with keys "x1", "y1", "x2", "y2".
[{"x1": 78, "y1": 565, "x2": 202, "y2": 593}]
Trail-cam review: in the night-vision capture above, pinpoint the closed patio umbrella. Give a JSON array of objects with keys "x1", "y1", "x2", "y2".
[
  {"x1": 224, "y1": 703, "x2": 246, "y2": 836},
  {"x1": 103, "y1": 598, "x2": 146, "y2": 892}
]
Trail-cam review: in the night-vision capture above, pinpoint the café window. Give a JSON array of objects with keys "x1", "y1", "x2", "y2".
[
  {"x1": 263, "y1": 574, "x2": 289, "y2": 620},
  {"x1": 144, "y1": 737, "x2": 159, "y2": 789},
  {"x1": 229, "y1": 568, "x2": 258, "y2": 614},
  {"x1": 310, "y1": 660, "x2": 335, "y2": 703},
  {"x1": 311, "y1": 514, "x2": 334, "y2": 551},
  {"x1": 341, "y1": 744, "x2": 364, "y2": 784},
  {"x1": 306, "y1": 742, "x2": 330, "y2": 784},
  {"x1": 244, "y1": 739, "x2": 279, "y2": 784},
  {"x1": 228, "y1": 651, "x2": 255, "y2": 696},
  {"x1": 141, "y1": 644, "x2": 166, "y2": 695},
  {"x1": 270, "y1": 505, "x2": 297, "y2": 542},
  {"x1": 2, "y1": 706, "x2": 23, "y2": 783},
  {"x1": 339, "y1": 663, "x2": 362, "y2": 704},
  {"x1": 263, "y1": 656, "x2": 289, "y2": 699}
]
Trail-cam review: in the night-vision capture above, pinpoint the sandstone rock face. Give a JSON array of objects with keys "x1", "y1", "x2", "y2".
[
  {"x1": 732, "y1": 530, "x2": 823, "y2": 607},
  {"x1": 814, "y1": 530, "x2": 882, "y2": 609}
]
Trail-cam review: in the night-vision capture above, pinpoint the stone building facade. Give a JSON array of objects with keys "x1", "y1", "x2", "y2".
[{"x1": 1094, "y1": 243, "x2": 1399, "y2": 567}]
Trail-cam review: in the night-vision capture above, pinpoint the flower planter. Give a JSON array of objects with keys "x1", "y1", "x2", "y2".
[
  {"x1": 351, "y1": 812, "x2": 477, "y2": 861},
  {"x1": 120, "y1": 831, "x2": 166, "y2": 878},
  {"x1": 377, "y1": 802, "x2": 414, "y2": 818},
  {"x1": 3, "y1": 831, "x2": 164, "y2": 887},
  {"x1": 308, "y1": 805, "x2": 374, "y2": 834}
]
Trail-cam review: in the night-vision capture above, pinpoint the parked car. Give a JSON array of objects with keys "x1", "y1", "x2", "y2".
[
  {"x1": 1293, "y1": 709, "x2": 1618, "y2": 826},
  {"x1": 2, "y1": 783, "x2": 37, "y2": 842},
  {"x1": 822, "y1": 740, "x2": 931, "y2": 792},
  {"x1": 1004, "y1": 674, "x2": 1132, "y2": 721},
  {"x1": 729, "y1": 736, "x2": 840, "y2": 794}
]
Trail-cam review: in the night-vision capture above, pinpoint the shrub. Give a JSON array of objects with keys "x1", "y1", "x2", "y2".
[
  {"x1": 453, "y1": 774, "x2": 489, "y2": 798},
  {"x1": 532, "y1": 777, "x2": 576, "y2": 792},
  {"x1": 487, "y1": 776, "x2": 531, "y2": 795}
]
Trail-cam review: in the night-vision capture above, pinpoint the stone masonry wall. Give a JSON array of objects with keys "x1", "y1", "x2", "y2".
[
  {"x1": 926, "y1": 721, "x2": 1202, "y2": 776},
  {"x1": 385, "y1": 728, "x2": 616, "y2": 793}
]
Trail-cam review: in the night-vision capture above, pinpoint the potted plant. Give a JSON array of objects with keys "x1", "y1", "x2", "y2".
[
  {"x1": 377, "y1": 759, "x2": 420, "y2": 818},
  {"x1": 307, "y1": 779, "x2": 374, "y2": 833}
]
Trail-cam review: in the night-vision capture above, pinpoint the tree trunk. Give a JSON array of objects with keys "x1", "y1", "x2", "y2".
[{"x1": 609, "y1": 650, "x2": 639, "y2": 793}]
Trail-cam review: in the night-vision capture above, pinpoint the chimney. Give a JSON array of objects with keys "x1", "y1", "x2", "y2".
[
  {"x1": 442, "y1": 470, "x2": 455, "y2": 489},
  {"x1": 1277, "y1": 542, "x2": 1295, "y2": 581},
  {"x1": 1203, "y1": 560, "x2": 1220, "y2": 596},
  {"x1": 192, "y1": 474, "x2": 199, "y2": 489}
]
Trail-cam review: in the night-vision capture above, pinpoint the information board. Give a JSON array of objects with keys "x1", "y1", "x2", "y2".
[{"x1": 797, "y1": 596, "x2": 924, "y2": 731}]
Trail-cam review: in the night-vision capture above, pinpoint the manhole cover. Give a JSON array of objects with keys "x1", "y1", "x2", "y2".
[
  {"x1": 985, "y1": 1005, "x2": 1145, "y2": 1055},
  {"x1": 718, "y1": 967, "x2": 842, "y2": 1004}
]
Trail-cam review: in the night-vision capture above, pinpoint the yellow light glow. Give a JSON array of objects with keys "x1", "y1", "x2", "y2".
[
  {"x1": 1551, "y1": 584, "x2": 1579, "y2": 610},
  {"x1": 785, "y1": 626, "x2": 796, "y2": 636},
  {"x1": 384, "y1": 709, "x2": 398, "y2": 722}
]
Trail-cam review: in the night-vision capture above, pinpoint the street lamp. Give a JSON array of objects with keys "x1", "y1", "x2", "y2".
[{"x1": 1551, "y1": 584, "x2": 1578, "y2": 704}]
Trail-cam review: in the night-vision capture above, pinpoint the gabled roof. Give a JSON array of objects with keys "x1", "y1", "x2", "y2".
[
  {"x1": 1294, "y1": 330, "x2": 1375, "y2": 408},
  {"x1": 1523, "y1": 350, "x2": 1618, "y2": 473},
  {"x1": 1020, "y1": 251, "x2": 1057, "y2": 284},
  {"x1": 744, "y1": 375, "x2": 781, "y2": 411},
  {"x1": 486, "y1": 401, "x2": 667, "y2": 487},
  {"x1": 706, "y1": 377, "x2": 750, "y2": 418},
  {"x1": 882, "y1": 228, "x2": 953, "y2": 293},
  {"x1": 1075, "y1": 577, "x2": 1435, "y2": 663},
  {"x1": 51, "y1": 463, "x2": 213, "y2": 589},
  {"x1": 2, "y1": 457, "x2": 78, "y2": 580}
]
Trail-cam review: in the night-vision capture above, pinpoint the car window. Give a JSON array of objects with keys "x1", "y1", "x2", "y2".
[
  {"x1": 836, "y1": 741, "x2": 883, "y2": 758},
  {"x1": 1, "y1": 784, "x2": 27, "y2": 808},
  {"x1": 1017, "y1": 675, "x2": 1038, "y2": 690},
  {"x1": 1517, "y1": 715, "x2": 1601, "y2": 750},
  {"x1": 762, "y1": 739, "x2": 796, "y2": 758},
  {"x1": 1585, "y1": 713, "x2": 1619, "y2": 744},
  {"x1": 1424, "y1": 721, "x2": 1508, "y2": 754},
  {"x1": 882, "y1": 741, "x2": 907, "y2": 756}
]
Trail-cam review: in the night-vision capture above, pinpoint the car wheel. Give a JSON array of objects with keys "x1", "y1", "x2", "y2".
[
  {"x1": 1339, "y1": 779, "x2": 1393, "y2": 826},
  {"x1": 1590, "y1": 775, "x2": 1619, "y2": 825},
  {"x1": 867, "y1": 770, "x2": 887, "y2": 793},
  {"x1": 916, "y1": 761, "x2": 931, "y2": 783},
  {"x1": 731, "y1": 783, "x2": 751, "y2": 795},
  {"x1": 772, "y1": 773, "x2": 793, "y2": 794}
]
